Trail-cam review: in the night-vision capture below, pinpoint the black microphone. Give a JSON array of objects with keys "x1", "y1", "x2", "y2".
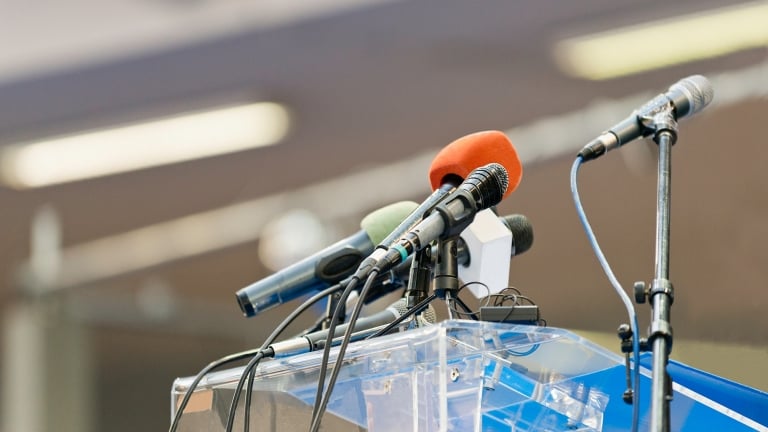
[
  {"x1": 371, "y1": 213, "x2": 533, "y2": 297},
  {"x1": 578, "y1": 75, "x2": 714, "y2": 162},
  {"x1": 353, "y1": 213, "x2": 534, "y2": 306},
  {"x1": 500, "y1": 214, "x2": 534, "y2": 257},
  {"x1": 265, "y1": 298, "x2": 436, "y2": 357},
  {"x1": 235, "y1": 201, "x2": 418, "y2": 317},
  {"x1": 378, "y1": 163, "x2": 509, "y2": 272},
  {"x1": 360, "y1": 131, "x2": 523, "y2": 278}
]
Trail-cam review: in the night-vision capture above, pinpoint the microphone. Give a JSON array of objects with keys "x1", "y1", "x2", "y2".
[
  {"x1": 265, "y1": 298, "x2": 435, "y2": 357},
  {"x1": 369, "y1": 131, "x2": 523, "y2": 266},
  {"x1": 428, "y1": 130, "x2": 522, "y2": 200},
  {"x1": 372, "y1": 213, "x2": 534, "y2": 301},
  {"x1": 378, "y1": 163, "x2": 509, "y2": 272},
  {"x1": 457, "y1": 212, "x2": 534, "y2": 297},
  {"x1": 578, "y1": 75, "x2": 714, "y2": 162},
  {"x1": 235, "y1": 201, "x2": 418, "y2": 317},
  {"x1": 501, "y1": 214, "x2": 534, "y2": 257}
]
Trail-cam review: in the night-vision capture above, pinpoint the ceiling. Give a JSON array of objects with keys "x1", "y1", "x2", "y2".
[{"x1": 0, "y1": 1, "x2": 766, "y2": 430}]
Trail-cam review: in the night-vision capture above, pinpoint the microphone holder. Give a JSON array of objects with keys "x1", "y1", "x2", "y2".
[
  {"x1": 433, "y1": 236, "x2": 475, "y2": 319},
  {"x1": 405, "y1": 247, "x2": 433, "y2": 308},
  {"x1": 367, "y1": 236, "x2": 475, "y2": 340},
  {"x1": 637, "y1": 108, "x2": 679, "y2": 432}
]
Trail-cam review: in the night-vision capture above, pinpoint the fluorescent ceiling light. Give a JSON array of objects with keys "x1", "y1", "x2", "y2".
[
  {"x1": 554, "y1": 1, "x2": 768, "y2": 80},
  {"x1": 0, "y1": 102, "x2": 290, "y2": 189},
  {"x1": 20, "y1": 151, "x2": 437, "y2": 292},
  {"x1": 19, "y1": 62, "x2": 767, "y2": 292}
]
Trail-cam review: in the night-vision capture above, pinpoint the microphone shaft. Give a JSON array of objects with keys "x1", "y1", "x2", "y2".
[
  {"x1": 269, "y1": 307, "x2": 400, "y2": 357},
  {"x1": 363, "y1": 184, "x2": 455, "y2": 271}
]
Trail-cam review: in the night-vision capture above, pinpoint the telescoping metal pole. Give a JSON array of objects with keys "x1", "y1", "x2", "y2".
[{"x1": 648, "y1": 110, "x2": 678, "y2": 432}]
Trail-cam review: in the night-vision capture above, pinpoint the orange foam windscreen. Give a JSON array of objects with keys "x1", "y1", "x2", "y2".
[{"x1": 428, "y1": 130, "x2": 522, "y2": 198}]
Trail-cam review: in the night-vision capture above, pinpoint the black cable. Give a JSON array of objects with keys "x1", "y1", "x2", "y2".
[
  {"x1": 450, "y1": 295, "x2": 478, "y2": 319},
  {"x1": 491, "y1": 293, "x2": 516, "y2": 307},
  {"x1": 224, "y1": 351, "x2": 266, "y2": 432},
  {"x1": 365, "y1": 293, "x2": 437, "y2": 340},
  {"x1": 498, "y1": 303, "x2": 521, "y2": 323},
  {"x1": 462, "y1": 281, "x2": 492, "y2": 300},
  {"x1": 483, "y1": 286, "x2": 545, "y2": 325},
  {"x1": 309, "y1": 276, "x2": 361, "y2": 421},
  {"x1": 168, "y1": 348, "x2": 262, "y2": 432},
  {"x1": 309, "y1": 269, "x2": 380, "y2": 432},
  {"x1": 445, "y1": 281, "x2": 492, "y2": 319},
  {"x1": 243, "y1": 366, "x2": 256, "y2": 432},
  {"x1": 489, "y1": 286, "x2": 522, "y2": 306},
  {"x1": 242, "y1": 284, "x2": 343, "y2": 431},
  {"x1": 487, "y1": 293, "x2": 537, "y2": 309},
  {"x1": 210, "y1": 283, "x2": 343, "y2": 432},
  {"x1": 500, "y1": 286, "x2": 521, "y2": 296}
]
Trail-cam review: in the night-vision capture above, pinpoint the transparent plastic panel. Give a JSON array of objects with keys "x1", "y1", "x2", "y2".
[{"x1": 171, "y1": 320, "x2": 765, "y2": 431}]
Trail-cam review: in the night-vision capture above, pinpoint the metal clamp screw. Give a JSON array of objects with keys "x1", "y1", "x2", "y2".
[{"x1": 450, "y1": 368, "x2": 460, "y2": 382}]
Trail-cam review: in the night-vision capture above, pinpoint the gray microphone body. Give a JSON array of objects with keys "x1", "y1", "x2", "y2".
[
  {"x1": 268, "y1": 298, "x2": 434, "y2": 358},
  {"x1": 579, "y1": 75, "x2": 714, "y2": 161}
]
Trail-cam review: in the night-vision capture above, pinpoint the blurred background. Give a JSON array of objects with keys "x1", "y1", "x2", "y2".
[{"x1": 0, "y1": 0, "x2": 766, "y2": 430}]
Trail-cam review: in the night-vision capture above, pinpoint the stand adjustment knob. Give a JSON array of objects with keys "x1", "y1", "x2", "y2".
[{"x1": 633, "y1": 281, "x2": 647, "y2": 304}]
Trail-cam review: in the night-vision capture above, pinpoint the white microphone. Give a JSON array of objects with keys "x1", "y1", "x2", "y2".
[{"x1": 459, "y1": 211, "x2": 535, "y2": 297}]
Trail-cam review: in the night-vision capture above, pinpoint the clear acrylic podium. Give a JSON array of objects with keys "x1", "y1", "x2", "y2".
[{"x1": 171, "y1": 320, "x2": 765, "y2": 431}]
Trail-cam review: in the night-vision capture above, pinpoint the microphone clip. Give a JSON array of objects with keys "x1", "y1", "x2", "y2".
[
  {"x1": 429, "y1": 189, "x2": 478, "y2": 239},
  {"x1": 645, "y1": 108, "x2": 679, "y2": 145}
]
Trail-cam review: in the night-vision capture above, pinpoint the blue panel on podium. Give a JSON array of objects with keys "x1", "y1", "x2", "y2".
[{"x1": 172, "y1": 320, "x2": 766, "y2": 431}]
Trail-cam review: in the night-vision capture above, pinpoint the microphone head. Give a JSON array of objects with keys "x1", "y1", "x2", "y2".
[
  {"x1": 361, "y1": 201, "x2": 419, "y2": 244},
  {"x1": 387, "y1": 297, "x2": 410, "y2": 316},
  {"x1": 387, "y1": 298, "x2": 437, "y2": 327},
  {"x1": 428, "y1": 130, "x2": 522, "y2": 199},
  {"x1": 460, "y1": 163, "x2": 509, "y2": 210},
  {"x1": 500, "y1": 214, "x2": 534, "y2": 256},
  {"x1": 669, "y1": 75, "x2": 714, "y2": 118}
]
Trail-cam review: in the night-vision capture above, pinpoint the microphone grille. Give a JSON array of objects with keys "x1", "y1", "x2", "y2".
[
  {"x1": 388, "y1": 298, "x2": 437, "y2": 327},
  {"x1": 462, "y1": 163, "x2": 509, "y2": 209},
  {"x1": 500, "y1": 214, "x2": 534, "y2": 256},
  {"x1": 389, "y1": 297, "x2": 410, "y2": 316},
  {"x1": 673, "y1": 75, "x2": 714, "y2": 117}
]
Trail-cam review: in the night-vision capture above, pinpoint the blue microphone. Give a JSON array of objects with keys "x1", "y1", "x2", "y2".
[{"x1": 236, "y1": 201, "x2": 418, "y2": 317}]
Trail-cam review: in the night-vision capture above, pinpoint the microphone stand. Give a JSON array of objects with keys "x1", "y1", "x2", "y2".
[
  {"x1": 645, "y1": 108, "x2": 679, "y2": 432},
  {"x1": 366, "y1": 237, "x2": 466, "y2": 339}
]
